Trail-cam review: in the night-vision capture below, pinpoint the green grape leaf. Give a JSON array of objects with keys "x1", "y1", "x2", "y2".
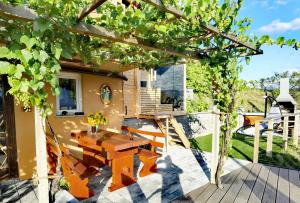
[
  {"x1": 39, "y1": 51, "x2": 49, "y2": 63},
  {"x1": 0, "y1": 61, "x2": 15, "y2": 74}
]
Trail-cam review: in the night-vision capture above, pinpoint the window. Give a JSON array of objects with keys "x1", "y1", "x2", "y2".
[
  {"x1": 140, "y1": 81, "x2": 147, "y2": 88},
  {"x1": 56, "y1": 72, "x2": 82, "y2": 115}
]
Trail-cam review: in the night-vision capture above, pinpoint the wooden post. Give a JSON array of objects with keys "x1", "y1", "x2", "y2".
[
  {"x1": 266, "y1": 119, "x2": 273, "y2": 157},
  {"x1": 165, "y1": 117, "x2": 169, "y2": 152},
  {"x1": 293, "y1": 114, "x2": 299, "y2": 147},
  {"x1": 211, "y1": 106, "x2": 220, "y2": 184},
  {"x1": 183, "y1": 64, "x2": 187, "y2": 112},
  {"x1": 253, "y1": 120, "x2": 260, "y2": 163},
  {"x1": 34, "y1": 107, "x2": 49, "y2": 203},
  {"x1": 283, "y1": 116, "x2": 289, "y2": 150}
]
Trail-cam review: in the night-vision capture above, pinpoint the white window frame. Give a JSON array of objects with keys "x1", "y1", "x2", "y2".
[{"x1": 56, "y1": 72, "x2": 82, "y2": 115}]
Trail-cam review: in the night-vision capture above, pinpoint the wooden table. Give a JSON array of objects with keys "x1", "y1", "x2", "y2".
[{"x1": 71, "y1": 130, "x2": 149, "y2": 191}]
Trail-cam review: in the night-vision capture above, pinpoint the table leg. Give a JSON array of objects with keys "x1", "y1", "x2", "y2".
[{"x1": 109, "y1": 153, "x2": 137, "y2": 192}]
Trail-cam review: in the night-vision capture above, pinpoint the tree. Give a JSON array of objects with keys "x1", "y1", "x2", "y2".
[{"x1": 186, "y1": 62, "x2": 212, "y2": 112}]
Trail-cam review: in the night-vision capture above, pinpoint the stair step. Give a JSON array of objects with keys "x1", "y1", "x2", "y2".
[
  {"x1": 168, "y1": 132, "x2": 179, "y2": 137},
  {"x1": 170, "y1": 137, "x2": 182, "y2": 143},
  {"x1": 169, "y1": 117, "x2": 190, "y2": 149}
]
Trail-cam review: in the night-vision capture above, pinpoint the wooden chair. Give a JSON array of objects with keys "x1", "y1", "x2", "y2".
[
  {"x1": 46, "y1": 135, "x2": 99, "y2": 200},
  {"x1": 46, "y1": 135, "x2": 59, "y2": 174},
  {"x1": 121, "y1": 126, "x2": 166, "y2": 177}
]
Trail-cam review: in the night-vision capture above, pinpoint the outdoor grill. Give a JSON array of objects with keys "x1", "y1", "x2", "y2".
[{"x1": 275, "y1": 78, "x2": 297, "y2": 114}]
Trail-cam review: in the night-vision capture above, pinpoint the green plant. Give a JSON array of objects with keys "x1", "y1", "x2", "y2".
[
  {"x1": 59, "y1": 178, "x2": 70, "y2": 191},
  {"x1": 186, "y1": 98, "x2": 210, "y2": 113}
]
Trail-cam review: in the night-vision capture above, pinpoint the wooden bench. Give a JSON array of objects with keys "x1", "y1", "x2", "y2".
[
  {"x1": 46, "y1": 135, "x2": 99, "y2": 199},
  {"x1": 121, "y1": 126, "x2": 166, "y2": 177}
]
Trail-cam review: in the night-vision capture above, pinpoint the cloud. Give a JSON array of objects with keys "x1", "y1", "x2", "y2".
[
  {"x1": 275, "y1": 0, "x2": 288, "y2": 5},
  {"x1": 259, "y1": 18, "x2": 300, "y2": 33},
  {"x1": 251, "y1": 0, "x2": 288, "y2": 9}
]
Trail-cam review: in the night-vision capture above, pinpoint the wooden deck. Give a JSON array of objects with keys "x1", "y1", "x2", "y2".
[{"x1": 176, "y1": 163, "x2": 300, "y2": 203}]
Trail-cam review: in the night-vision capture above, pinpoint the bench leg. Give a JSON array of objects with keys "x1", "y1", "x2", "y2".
[
  {"x1": 66, "y1": 175, "x2": 93, "y2": 200},
  {"x1": 139, "y1": 157, "x2": 157, "y2": 177},
  {"x1": 109, "y1": 154, "x2": 137, "y2": 192}
]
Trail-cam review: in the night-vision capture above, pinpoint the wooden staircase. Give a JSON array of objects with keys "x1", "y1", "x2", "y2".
[{"x1": 155, "y1": 116, "x2": 190, "y2": 149}]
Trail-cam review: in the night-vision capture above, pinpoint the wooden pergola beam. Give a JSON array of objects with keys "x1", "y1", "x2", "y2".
[
  {"x1": 0, "y1": 2, "x2": 36, "y2": 21},
  {"x1": 141, "y1": 0, "x2": 263, "y2": 54},
  {"x1": 60, "y1": 60, "x2": 128, "y2": 81},
  {"x1": 0, "y1": 2, "x2": 203, "y2": 60},
  {"x1": 77, "y1": 0, "x2": 107, "y2": 22},
  {"x1": 0, "y1": 4, "x2": 198, "y2": 58}
]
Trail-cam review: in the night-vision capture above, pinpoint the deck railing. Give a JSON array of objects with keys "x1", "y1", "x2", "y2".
[
  {"x1": 253, "y1": 112, "x2": 300, "y2": 163},
  {"x1": 140, "y1": 88, "x2": 173, "y2": 114}
]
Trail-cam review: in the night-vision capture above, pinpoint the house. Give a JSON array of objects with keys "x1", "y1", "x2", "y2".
[
  {"x1": 0, "y1": 61, "x2": 188, "y2": 180},
  {"x1": 123, "y1": 64, "x2": 187, "y2": 118}
]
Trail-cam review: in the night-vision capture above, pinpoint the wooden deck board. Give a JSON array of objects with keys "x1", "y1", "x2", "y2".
[
  {"x1": 178, "y1": 163, "x2": 300, "y2": 203},
  {"x1": 193, "y1": 184, "x2": 218, "y2": 202},
  {"x1": 206, "y1": 167, "x2": 242, "y2": 203},
  {"x1": 289, "y1": 169, "x2": 300, "y2": 203},
  {"x1": 184, "y1": 183, "x2": 210, "y2": 200},
  {"x1": 248, "y1": 165, "x2": 270, "y2": 203},
  {"x1": 220, "y1": 164, "x2": 253, "y2": 203},
  {"x1": 276, "y1": 168, "x2": 290, "y2": 203},
  {"x1": 233, "y1": 163, "x2": 262, "y2": 203},
  {"x1": 262, "y1": 166, "x2": 279, "y2": 203}
]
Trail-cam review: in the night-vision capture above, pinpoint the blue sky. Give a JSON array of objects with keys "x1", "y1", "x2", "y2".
[{"x1": 238, "y1": 0, "x2": 300, "y2": 80}]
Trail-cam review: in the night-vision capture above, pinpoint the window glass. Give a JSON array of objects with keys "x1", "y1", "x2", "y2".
[
  {"x1": 152, "y1": 65, "x2": 185, "y2": 111},
  {"x1": 59, "y1": 78, "x2": 77, "y2": 111},
  {"x1": 140, "y1": 81, "x2": 147, "y2": 87}
]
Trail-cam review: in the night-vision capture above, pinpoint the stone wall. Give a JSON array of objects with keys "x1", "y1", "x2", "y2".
[
  {"x1": 175, "y1": 113, "x2": 214, "y2": 138},
  {"x1": 124, "y1": 112, "x2": 245, "y2": 139},
  {"x1": 123, "y1": 112, "x2": 216, "y2": 139}
]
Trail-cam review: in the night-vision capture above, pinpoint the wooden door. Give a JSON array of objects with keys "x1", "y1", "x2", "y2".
[{"x1": 0, "y1": 76, "x2": 18, "y2": 179}]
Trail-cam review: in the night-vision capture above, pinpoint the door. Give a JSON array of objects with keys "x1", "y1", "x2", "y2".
[{"x1": 0, "y1": 76, "x2": 18, "y2": 179}]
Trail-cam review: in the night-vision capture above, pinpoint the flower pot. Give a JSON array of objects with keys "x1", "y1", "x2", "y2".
[{"x1": 91, "y1": 126, "x2": 96, "y2": 133}]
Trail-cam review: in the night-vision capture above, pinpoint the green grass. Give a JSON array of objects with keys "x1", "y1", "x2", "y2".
[{"x1": 190, "y1": 134, "x2": 300, "y2": 170}]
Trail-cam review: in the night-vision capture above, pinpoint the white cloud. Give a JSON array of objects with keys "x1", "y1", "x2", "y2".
[
  {"x1": 259, "y1": 18, "x2": 300, "y2": 33},
  {"x1": 251, "y1": 0, "x2": 288, "y2": 9},
  {"x1": 276, "y1": 0, "x2": 288, "y2": 5}
]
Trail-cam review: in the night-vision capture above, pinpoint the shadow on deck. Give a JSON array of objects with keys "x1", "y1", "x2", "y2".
[
  {"x1": 0, "y1": 179, "x2": 38, "y2": 203},
  {"x1": 175, "y1": 163, "x2": 300, "y2": 203}
]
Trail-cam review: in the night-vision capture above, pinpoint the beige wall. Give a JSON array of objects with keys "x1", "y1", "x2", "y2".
[
  {"x1": 123, "y1": 69, "x2": 139, "y2": 118},
  {"x1": 15, "y1": 73, "x2": 124, "y2": 179}
]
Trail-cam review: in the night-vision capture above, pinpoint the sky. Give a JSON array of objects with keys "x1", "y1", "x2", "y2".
[{"x1": 238, "y1": 0, "x2": 300, "y2": 80}]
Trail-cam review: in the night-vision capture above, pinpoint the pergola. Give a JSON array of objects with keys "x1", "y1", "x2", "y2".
[
  {"x1": 0, "y1": 0, "x2": 262, "y2": 62},
  {"x1": 0, "y1": 0, "x2": 263, "y2": 201}
]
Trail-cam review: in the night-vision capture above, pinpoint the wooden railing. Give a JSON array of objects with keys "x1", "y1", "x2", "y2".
[
  {"x1": 140, "y1": 88, "x2": 173, "y2": 114},
  {"x1": 253, "y1": 113, "x2": 300, "y2": 163}
]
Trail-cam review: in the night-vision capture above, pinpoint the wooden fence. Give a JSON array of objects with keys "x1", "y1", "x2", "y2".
[{"x1": 253, "y1": 113, "x2": 300, "y2": 163}]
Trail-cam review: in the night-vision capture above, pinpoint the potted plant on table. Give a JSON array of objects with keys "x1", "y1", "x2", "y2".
[{"x1": 87, "y1": 112, "x2": 108, "y2": 133}]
